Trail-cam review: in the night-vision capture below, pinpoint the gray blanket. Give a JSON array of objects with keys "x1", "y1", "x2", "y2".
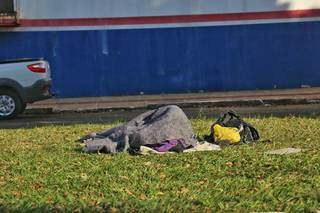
[{"x1": 79, "y1": 105, "x2": 198, "y2": 154}]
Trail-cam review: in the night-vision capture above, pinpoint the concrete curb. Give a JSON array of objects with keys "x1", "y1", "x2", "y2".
[{"x1": 25, "y1": 97, "x2": 320, "y2": 115}]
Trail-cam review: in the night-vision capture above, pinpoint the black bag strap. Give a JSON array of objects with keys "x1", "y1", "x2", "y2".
[
  {"x1": 246, "y1": 125, "x2": 260, "y2": 141},
  {"x1": 226, "y1": 110, "x2": 241, "y2": 120},
  {"x1": 212, "y1": 111, "x2": 241, "y2": 128}
]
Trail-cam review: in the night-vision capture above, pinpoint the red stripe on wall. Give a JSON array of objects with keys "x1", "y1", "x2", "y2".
[{"x1": 18, "y1": 9, "x2": 320, "y2": 27}]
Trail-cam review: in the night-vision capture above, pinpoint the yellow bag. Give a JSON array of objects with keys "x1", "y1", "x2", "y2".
[
  {"x1": 213, "y1": 124, "x2": 241, "y2": 144},
  {"x1": 204, "y1": 111, "x2": 260, "y2": 145}
]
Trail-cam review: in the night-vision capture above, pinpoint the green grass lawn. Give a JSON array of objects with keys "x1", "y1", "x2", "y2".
[{"x1": 0, "y1": 115, "x2": 319, "y2": 212}]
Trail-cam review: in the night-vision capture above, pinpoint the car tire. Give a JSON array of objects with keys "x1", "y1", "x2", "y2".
[{"x1": 0, "y1": 89, "x2": 23, "y2": 120}]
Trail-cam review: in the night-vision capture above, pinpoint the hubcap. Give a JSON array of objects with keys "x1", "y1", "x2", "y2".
[{"x1": 0, "y1": 95, "x2": 16, "y2": 116}]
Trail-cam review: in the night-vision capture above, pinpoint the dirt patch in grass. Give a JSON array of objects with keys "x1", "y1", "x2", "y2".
[{"x1": 0, "y1": 116, "x2": 319, "y2": 212}]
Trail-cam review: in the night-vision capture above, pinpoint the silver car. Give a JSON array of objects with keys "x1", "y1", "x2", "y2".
[{"x1": 0, "y1": 58, "x2": 52, "y2": 119}]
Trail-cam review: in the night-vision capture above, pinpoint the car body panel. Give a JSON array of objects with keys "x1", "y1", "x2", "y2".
[{"x1": 0, "y1": 58, "x2": 52, "y2": 103}]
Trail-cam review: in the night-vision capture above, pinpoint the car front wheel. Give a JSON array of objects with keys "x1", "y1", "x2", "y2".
[{"x1": 0, "y1": 90, "x2": 23, "y2": 120}]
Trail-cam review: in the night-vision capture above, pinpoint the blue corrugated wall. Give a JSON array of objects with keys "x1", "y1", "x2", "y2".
[{"x1": 0, "y1": 21, "x2": 320, "y2": 97}]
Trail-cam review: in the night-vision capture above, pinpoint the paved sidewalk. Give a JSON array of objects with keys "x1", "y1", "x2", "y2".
[{"x1": 27, "y1": 87, "x2": 320, "y2": 113}]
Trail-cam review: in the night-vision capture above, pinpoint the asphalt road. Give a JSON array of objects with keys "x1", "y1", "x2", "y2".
[{"x1": 1, "y1": 104, "x2": 320, "y2": 129}]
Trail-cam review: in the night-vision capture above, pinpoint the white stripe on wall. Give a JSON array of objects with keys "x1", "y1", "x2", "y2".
[{"x1": 18, "y1": 0, "x2": 320, "y2": 19}]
